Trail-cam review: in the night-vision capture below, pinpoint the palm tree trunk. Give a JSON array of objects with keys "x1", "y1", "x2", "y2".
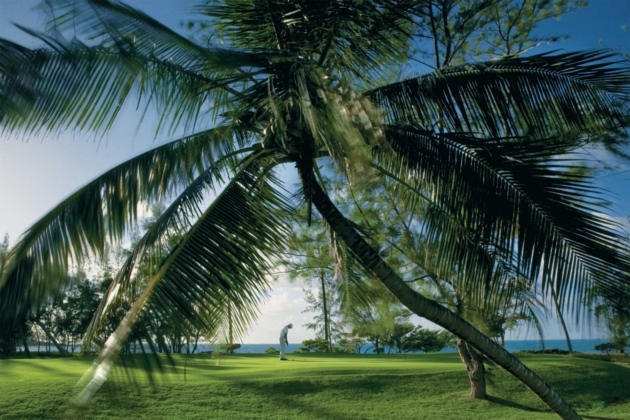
[
  {"x1": 20, "y1": 325, "x2": 31, "y2": 357},
  {"x1": 456, "y1": 338, "x2": 486, "y2": 398},
  {"x1": 298, "y1": 163, "x2": 580, "y2": 420},
  {"x1": 35, "y1": 320, "x2": 67, "y2": 357},
  {"x1": 228, "y1": 302, "x2": 234, "y2": 353},
  {"x1": 551, "y1": 287, "x2": 573, "y2": 353}
]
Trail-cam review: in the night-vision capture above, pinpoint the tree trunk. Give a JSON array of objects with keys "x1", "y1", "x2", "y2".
[
  {"x1": 35, "y1": 320, "x2": 68, "y2": 357},
  {"x1": 299, "y1": 163, "x2": 580, "y2": 420},
  {"x1": 20, "y1": 325, "x2": 31, "y2": 357},
  {"x1": 320, "y1": 271, "x2": 331, "y2": 352},
  {"x1": 228, "y1": 302, "x2": 234, "y2": 353},
  {"x1": 551, "y1": 287, "x2": 573, "y2": 353},
  {"x1": 457, "y1": 338, "x2": 486, "y2": 399},
  {"x1": 192, "y1": 333, "x2": 199, "y2": 354}
]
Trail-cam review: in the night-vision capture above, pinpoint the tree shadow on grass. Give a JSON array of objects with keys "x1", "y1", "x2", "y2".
[
  {"x1": 486, "y1": 395, "x2": 546, "y2": 413},
  {"x1": 233, "y1": 376, "x2": 387, "y2": 420}
]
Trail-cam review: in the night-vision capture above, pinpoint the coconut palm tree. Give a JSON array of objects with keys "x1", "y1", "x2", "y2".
[{"x1": 1, "y1": 1, "x2": 630, "y2": 418}]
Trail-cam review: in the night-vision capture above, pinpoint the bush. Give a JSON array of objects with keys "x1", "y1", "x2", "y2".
[
  {"x1": 301, "y1": 338, "x2": 329, "y2": 352},
  {"x1": 264, "y1": 347, "x2": 279, "y2": 354},
  {"x1": 293, "y1": 347, "x2": 311, "y2": 353},
  {"x1": 225, "y1": 343, "x2": 241, "y2": 354},
  {"x1": 520, "y1": 348, "x2": 570, "y2": 355},
  {"x1": 332, "y1": 343, "x2": 354, "y2": 353},
  {"x1": 595, "y1": 342, "x2": 617, "y2": 355}
]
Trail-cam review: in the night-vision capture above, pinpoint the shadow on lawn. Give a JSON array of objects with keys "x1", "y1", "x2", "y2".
[
  {"x1": 236, "y1": 377, "x2": 386, "y2": 420},
  {"x1": 531, "y1": 361, "x2": 630, "y2": 408},
  {"x1": 486, "y1": 395, "x2": 546, "y2": 413},
  {"x1": 0, "y1": 357, "x2": 86, "y2": 379}
]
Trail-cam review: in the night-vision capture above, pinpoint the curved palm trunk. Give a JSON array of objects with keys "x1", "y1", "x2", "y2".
[
  {"x1": 297, "y1": 163, "x2": 580, "y2": 420},
  {"x1": 35, "y1": 320, "x2": 68, "y2": 357},
  {"x1": 551, "y1": 288, "x2": 573, "y2": 353}
]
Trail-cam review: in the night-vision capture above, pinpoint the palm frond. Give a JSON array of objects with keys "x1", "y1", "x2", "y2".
[
  {"x1": 68, "y1": 157, "x2": 292, "y2": 412},
  {"x1": 200, "y1": 0, "x2": 414, "y2": 81},
  {"x1": 367, "y1": 51, "x2": 630, "y2": 140},
  {"x1": 377, "y1": 125, "x2": 630, "y2": 313},
  {"x1": 44, "y1": 0, "x2": 270, "y2": 71},
  {"x1": 0, "y1": 126, "x2": 255, "y2": 327},
  {"x1": 83, "y1": 146, "x2": 272, "y2": 346},
  {"x1": 0, "y1": 33, "x2": 261, "y2": 136}
]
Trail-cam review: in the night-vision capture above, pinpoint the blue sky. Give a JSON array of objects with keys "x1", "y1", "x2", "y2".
[{"x1": 0, "y1": 0, "x2": 629, "y2": 343}]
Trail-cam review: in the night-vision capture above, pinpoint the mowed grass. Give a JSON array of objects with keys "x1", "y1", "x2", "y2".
[{"x1": 0, "y1": 352, "x2": 629, "y2": 419}]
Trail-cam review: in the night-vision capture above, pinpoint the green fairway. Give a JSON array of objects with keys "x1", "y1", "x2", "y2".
[{"x1": 0, "y1": 353, "x2": 628, "y2": 419}]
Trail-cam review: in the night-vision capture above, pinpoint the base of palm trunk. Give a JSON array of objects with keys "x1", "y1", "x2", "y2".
[{"x1": 457, "y1": 338, "x2": 486, "y2": 399}]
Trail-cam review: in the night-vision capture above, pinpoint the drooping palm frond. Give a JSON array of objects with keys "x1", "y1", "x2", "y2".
[
  {"x1": 0, "y1": 32, "x2": 263, "y2": 136},
  {"x1": 0, "y1": 126, "x2": 255, "y2": 328},
  {"x1": 43, "y1": 0, "x2": 270, "y2": 70},
  {"x1": 83, "y1": 146, "x2": 273, "y2": 346},
  {"x1": 69, "y1": 158, "x2": 292, "y2": 413},
  {"x1": 367, "y1": 51, "x2": 630, "y2": 141},
  {"x1": 376, "y1": 126, "x2": 630, "y2": 313},
  {"x1": 0, "y1": 40, "x2": 42, "y2": 124},
  {"x1": 200, "y1": 0, "x2": 414, "y2": 81}
]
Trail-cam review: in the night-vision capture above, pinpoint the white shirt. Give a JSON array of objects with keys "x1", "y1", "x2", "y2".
[{"x1": 280, "y1": 325, "x2": 290, "y2": 338}]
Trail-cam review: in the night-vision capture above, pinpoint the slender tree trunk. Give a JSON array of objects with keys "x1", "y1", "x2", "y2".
[
  {"x1": 299, "y1": 163, "x2": 580, "y2": 420},
  {"x1": 229, "y1": 303, "x2": 234, "y2": 353},
  {"x1": 192, "y1": 333, "x2": 199, "y2": 354},
  {"x1": 20, "y1": 325, "x2": 31, "y2": 357},
  {"x1": 35, "y1": 320, "x2": 67, "y2": 357},
  {"x1": 551, "y1": 288, "x2": 573, "y2": 353},
  {"x1": 320, "y1": 271, "x2": 331, "y2": 352},
  {"x1": 457, "y1": 338, "x2": 486, "y2": 398}
]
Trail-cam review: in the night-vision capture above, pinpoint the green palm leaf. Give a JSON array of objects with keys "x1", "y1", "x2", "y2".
[
  {"x1": 83, "y1": 144, "x2": 270, "y2": 346},
  {"x1": 46, "y1": 0, "x2": 270, "y2": 71},
  {"x1": 0, "y1": 34, "x2": 261, "y2": 136},
  {"x1": 367, "y1": 51, "x2": 630, "y2": 139},
  {"x1": 0, "y1": 126, "x2": 254, "y2": 327},
  {"x1": 377, "y1": 126, "x2": 630, "y2": 312},
  {"x1": 68, "y1": 157, "x2": 291, "y2": 413},
  {"x1": 200, "y1": 0, "x2": 414, "y2": 80}
]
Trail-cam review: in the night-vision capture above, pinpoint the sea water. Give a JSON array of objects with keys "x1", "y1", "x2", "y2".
[
  {"x1": 192, "y1": 339, "x2": 608, "y2": 355},
  {"x1": 23, "y1": 338, "x2": 609, "y2": 354}
]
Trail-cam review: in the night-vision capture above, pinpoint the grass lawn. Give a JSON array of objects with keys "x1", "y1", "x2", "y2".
[{"x1": 0, "y1": 352, "x2": 628, "y2": 419}]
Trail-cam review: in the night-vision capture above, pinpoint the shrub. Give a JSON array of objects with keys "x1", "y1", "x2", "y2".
[
  {"x1": 301, "y1": 338, "x2": 329, "y2": 352},
  {"x1": 520, "y1": 349, "x2": 570, "y2": 355},
  {"x1": 595, "y1": 342, "x2": 617, "y2": 355}
]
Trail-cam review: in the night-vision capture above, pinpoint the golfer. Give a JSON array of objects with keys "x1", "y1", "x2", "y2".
[{"x1": 279, "y1": 323, "x2": 293, "y2": 360}]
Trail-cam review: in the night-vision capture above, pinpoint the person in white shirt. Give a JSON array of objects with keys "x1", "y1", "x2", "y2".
[{"x1": 279, "y1": 323, "x2": 293, "y2": 360}]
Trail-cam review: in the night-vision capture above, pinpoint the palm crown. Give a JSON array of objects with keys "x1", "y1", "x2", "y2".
[{"x1": 1, "y1": 1, "x2": 629, "y2": 418}]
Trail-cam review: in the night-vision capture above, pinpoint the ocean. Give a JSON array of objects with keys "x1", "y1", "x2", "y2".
[
  {"x1": 23, "y1": 338, "x2": 609, "y2": 355},
  {"x1": 191, "y1": 338, "x2": 607, "y2": 355}
]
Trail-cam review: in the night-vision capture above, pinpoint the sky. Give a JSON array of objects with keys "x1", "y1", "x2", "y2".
[{"x1": 0, "y1": 0, "x2": 629, "y2": 344}]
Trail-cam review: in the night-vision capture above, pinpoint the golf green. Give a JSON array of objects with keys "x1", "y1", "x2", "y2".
[{"x1": 0, "y1": 352, "x2": 628, "y2": 419}]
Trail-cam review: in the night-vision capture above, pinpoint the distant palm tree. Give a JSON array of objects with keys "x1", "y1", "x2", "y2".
[{"x1": 1, "y1": 1, "x2": 629, "y2": 418}]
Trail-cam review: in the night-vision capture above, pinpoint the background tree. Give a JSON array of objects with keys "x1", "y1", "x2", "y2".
[
  {"x1": 0, "y1": 234, "x2": 27, "y2": 356},
  {"x1": 283, "y1": 217, "x2": 340, "y2": 352},
  {"x1": 594, "y1": 286, "x2": 630, "y2": 354}
]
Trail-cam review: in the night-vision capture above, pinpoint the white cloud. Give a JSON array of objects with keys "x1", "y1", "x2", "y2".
[
  {"x1": 241, "y1": 277, "x2": 315, "y2": 343},
  {"x1": 593, "y1": 212, "x2": 630, "y2": 235}
]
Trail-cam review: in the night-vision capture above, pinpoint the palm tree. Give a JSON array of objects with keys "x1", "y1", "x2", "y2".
[{"x1": 1, "y1": 1, "x2": 630, "y2": 418}]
